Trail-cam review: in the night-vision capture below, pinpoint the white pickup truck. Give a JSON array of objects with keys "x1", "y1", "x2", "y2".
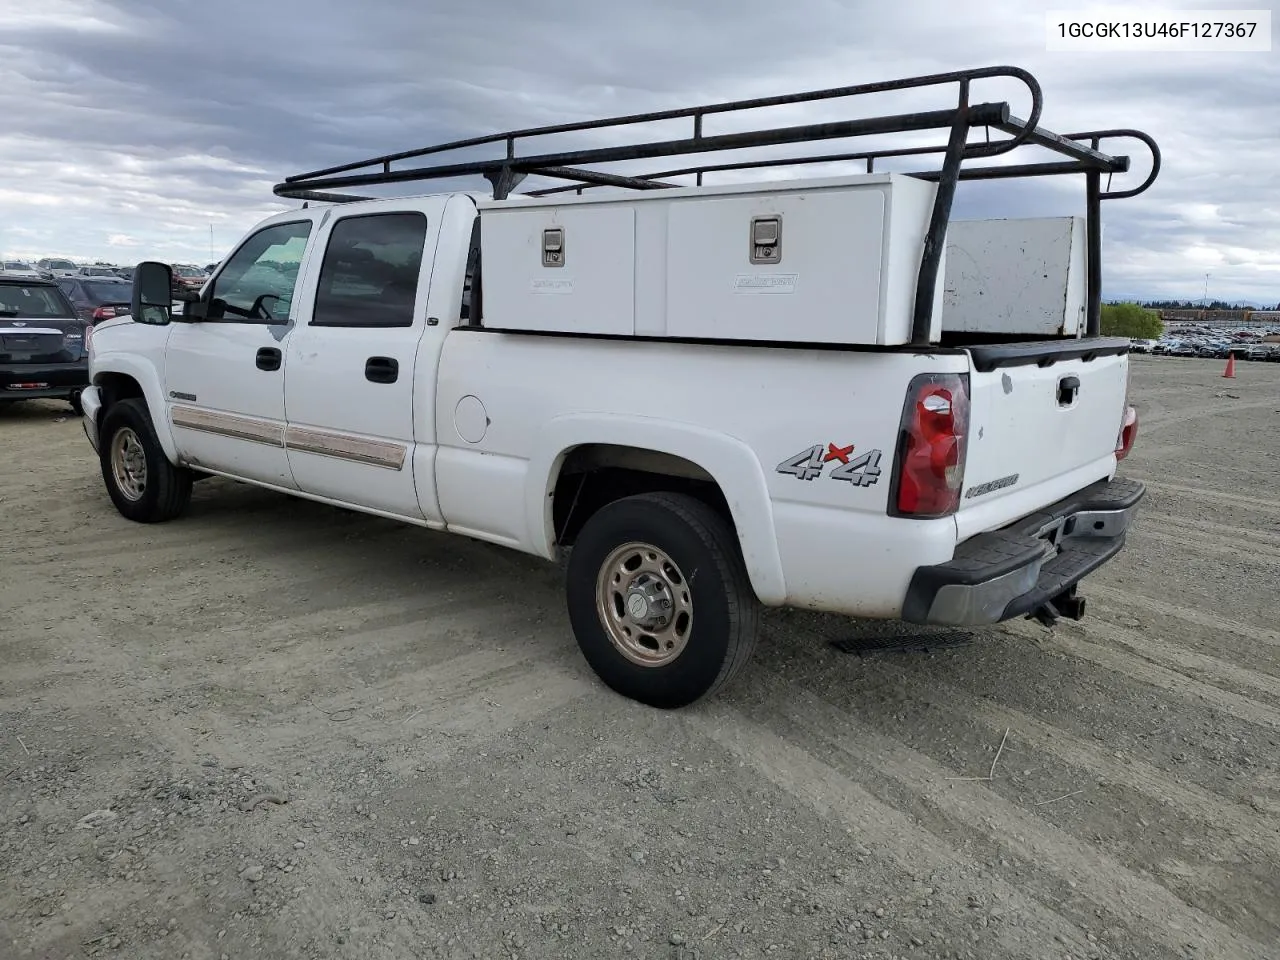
[{"x1": 80, "y1": 67, "x2": 1157, "y2": 707}]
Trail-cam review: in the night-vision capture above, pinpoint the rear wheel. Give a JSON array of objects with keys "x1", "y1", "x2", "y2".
[
  {"x1": 566, "y1": 492, "x2": 760, "y2": 709},
  {"x1": 98, "y1": 399, "x2": 192, "y2": 523},
  {"x1": 68, "y1": 389, "x2": 84, "y2": 416}
]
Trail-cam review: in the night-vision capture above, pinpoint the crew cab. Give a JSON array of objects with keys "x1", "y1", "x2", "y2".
[
  {"x1": 0, "y1": 276, "x2": 90, "y2": 413},
  {"x1": 78, "y1": 66, "x2": 1156, "y2": 707}
]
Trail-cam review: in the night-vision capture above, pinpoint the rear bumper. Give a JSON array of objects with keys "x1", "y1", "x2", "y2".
[
  {"x1": 902, "y1": 476, "x2": 1145, "y2": 626},
  {"x1": 0, "y1": 361, "x2": 88, "y2": 401}
]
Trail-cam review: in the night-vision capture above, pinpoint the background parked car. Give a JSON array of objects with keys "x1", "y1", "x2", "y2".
[
  {"x1": 0, "y1": 276, "x2": 90, "y2": 413},
  {"x1": 35, "y1": 258, "x2": 80, "y2": 279},
  {"x1": 168, "y1": 264, "x2": 207, "y2": 299},
  {"x1": 55, "y1": 276, "x2": 133, "y2": 322},
  {"x1": 171, "y1": 264, "x2": 207, "y2": 290},
  {"x1": 75, "y1": 265, "x2": 123, "y2": 279},
  {"x1": 2, "y1": 261, "x2": 43, "y2": 279}
]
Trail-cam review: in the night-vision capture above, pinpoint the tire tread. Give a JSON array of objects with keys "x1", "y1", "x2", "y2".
[
  {"x1": 637, "y1": 492, "x2": 760, "y2": 698},
  {"x1": 566, "y1": 490, "x2": 760, "y2": 707},
  {"x1": 100, "y1": 399, "x2": 192, "y2": 523}
]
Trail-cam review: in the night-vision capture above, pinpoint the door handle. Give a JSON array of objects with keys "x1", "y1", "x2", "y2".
[
  {"x1": 1057, "y1": 374, "x2": 1080, "y2": 406},
  {"x1": 256, "y1": 347, "x2": 282, "y2": 371},
  {"x1": 365, "y1": 356, "x2": 399, "y2": 384}
]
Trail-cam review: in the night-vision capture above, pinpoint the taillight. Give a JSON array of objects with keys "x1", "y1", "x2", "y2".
[
  {"x1": 91, "y1": 306, "x2": 115, "y2": 320},
  {"x1": 890, "y1": 373, "x2": 970, "y2": 518},
  {"x1": 1115, "y1": 404, "x2": 1138, "y2": 460},
  {"x1": 84, "y1": 322, "x2": 94, "y2": 355}
]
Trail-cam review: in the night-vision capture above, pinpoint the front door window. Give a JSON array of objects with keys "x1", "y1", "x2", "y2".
[{"x1": 207, "y1": 220, "x2": 312, "y2": 323}]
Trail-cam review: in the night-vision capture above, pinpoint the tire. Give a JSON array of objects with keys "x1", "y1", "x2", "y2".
[
  {"x1": 566, "y1": 492, "x2": 760, "y2": 709},
  {"x1": 98, "y1": 398, "x2": 193, "y2": 523},
  {"x1": 68, "y1": 390, "x2": 84, "y2": 416}
]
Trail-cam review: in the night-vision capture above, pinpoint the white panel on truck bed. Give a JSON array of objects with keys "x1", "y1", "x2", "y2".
[
  {"x1": 477, "y1": 173, "x2": 940, "y2": 345},
  {"x1": 479, "y1": 204, "x2": 636, "y2": 336},
  {"x1": 663, "y1": 188, "x2": 885, "y2": 344},
  {"x1": 942, "y1": 216, "x2": 1086, "y2": 337}
]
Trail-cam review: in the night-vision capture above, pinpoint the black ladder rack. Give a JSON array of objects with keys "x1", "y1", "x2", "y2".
[{"x1": 274, "y1": 65, "x2": 1160, "y2": 345}]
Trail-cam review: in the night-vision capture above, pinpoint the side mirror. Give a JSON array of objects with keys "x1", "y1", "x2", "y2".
[{"x1": 131, "y1": 261, "x2": 175, "y2": 325}]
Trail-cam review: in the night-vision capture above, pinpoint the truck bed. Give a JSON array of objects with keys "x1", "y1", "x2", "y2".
[{"x1": 431, "y1": 328, "x2": 1131, "y2": 620}]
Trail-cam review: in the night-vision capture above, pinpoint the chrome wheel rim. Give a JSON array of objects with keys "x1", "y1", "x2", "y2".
[
  {"x1": 595, "y1": 541, "x2": 693, "y2": 668},
  {"x1": 110, "y1": 427, "x2": 147, "y2": 502}
]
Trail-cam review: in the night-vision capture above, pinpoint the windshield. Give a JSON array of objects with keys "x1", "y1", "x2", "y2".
[
  {"x1": 3, "y1": 262, "x2": 33, "y2": 270},
  {"x1": 85, "y1": 281, "x2": 132, "y2": 303},
  {"x1": 0, "y1": 283, "x2": 75, "y2": 318},
  {"x1": 46, "y1": 260, "x2": 77, "y2": 270},
  {"x1": 81, "y1": 267, "x2": 117, "y2": 276},
  {"x1": 175, "y1": 266, "x2": 205, "y2": 278}
]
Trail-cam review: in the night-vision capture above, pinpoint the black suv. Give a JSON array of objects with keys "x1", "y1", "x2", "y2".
[{"x1": 0, "y1": 277, "x2": 91, "y2": 414}]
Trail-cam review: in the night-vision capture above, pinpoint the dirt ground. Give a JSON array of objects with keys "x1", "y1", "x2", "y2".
[{"x1": 2, "y1": 355, "x2": 1279, "y2": 960}]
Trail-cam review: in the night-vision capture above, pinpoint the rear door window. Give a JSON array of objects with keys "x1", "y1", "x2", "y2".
[
  {"x1": 310, "y1": 212, "x2": 428, "y2": 328},
  {"x1": 0, "y1": 283, "x2": 76, "y2": 318}
]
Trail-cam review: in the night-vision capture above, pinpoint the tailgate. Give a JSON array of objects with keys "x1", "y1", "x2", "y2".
[{"x1": 956, "y1": 338, "x2": 1130, "y2": 538}]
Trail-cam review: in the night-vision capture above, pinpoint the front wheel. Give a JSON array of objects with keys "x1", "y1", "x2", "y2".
[
  {"x1": 566, "y1": 492, "x2": 760, "y2": 709},
  {"x1": 98, "y1": 398, "x2": 193, "y2": 523}
]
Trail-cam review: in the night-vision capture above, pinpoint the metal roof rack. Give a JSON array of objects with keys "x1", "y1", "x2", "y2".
[{"x1": 274, "y1": 65, "x2": 1160, "y2": 344}]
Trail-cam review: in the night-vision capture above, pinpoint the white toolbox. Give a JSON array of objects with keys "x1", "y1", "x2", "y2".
[
  {"x1": 476, "y1": 173, "x2": 945, "y2": 346},
  {"x1": 942, "y1": 216, "x2": 1087, "y2": 338}
]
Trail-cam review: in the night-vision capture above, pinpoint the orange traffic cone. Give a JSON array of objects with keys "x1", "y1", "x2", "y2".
[{"x1": 1223, "y1": 354, "x2": 1236, "y2": 378}]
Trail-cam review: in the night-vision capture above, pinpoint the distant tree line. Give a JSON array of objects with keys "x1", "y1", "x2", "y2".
[
  {"x1": 1100, "y1": 302, "x2": 1163, "y2": 338},
  {"x1": 1135, "y1": 299, "x2": 1280, "y2": 311}
]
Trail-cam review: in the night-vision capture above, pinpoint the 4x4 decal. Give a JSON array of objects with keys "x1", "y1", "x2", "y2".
[{"x1": 776, "y1": 443, "x2": 883, "y2": 487}]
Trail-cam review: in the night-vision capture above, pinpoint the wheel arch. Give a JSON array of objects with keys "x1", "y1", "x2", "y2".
[
  {"x1": 526, "y1": 415, "x2": 787, "y2": 605},
  {"x1": 92, "y1": 359, "x2": 178, "y2": 462}
]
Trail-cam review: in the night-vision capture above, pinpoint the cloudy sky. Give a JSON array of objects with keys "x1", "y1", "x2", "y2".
[{"x1": 1, "y1": 0, "x2": 1276, "y2": 303}]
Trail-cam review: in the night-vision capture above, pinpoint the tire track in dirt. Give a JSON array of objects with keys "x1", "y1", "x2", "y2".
[
  {"x1": 1132, "y1": 526, "x2": 1280, "y2": 567},
  {"x1": 1002, "y1": 621, "x2": 1280, "y2": 733},
  {"x1": 10, "y1": 509, "x2": 376, "y2": 564},
  {"x1": 1088, "y1": 583, "x2": 1280, "y2": 649},
  {"x1": 0, "y1": 574, "x2": 495, "y2": 672},
  {"x1": 894, "y1": 673, "x2": 1280, "y2": 863},
  {"x1": 694, "y1": 707, "x2": 1164, "y2": 959},
  {"x1": 101, "y1": 564, "x2": 542, "y2": 652},
  {"x1": 1159, "y1": 513, "x2": 1280, "y2": 547},
  {"x1": 748, "y1": 686, "x2": 1276, "y2": 960},
  {"x1": 142, "y1": 608, "x2": 580, "y2": 742},
  {"x1": 182, "y1": 662, "x2": 596, "y2": 960},
  {"x1": 4, "y1": 513, "x2": 530, "y2": 591},
  {"x1": 1138, "y1": 398, "x2": 1280, "y2": 435},
  {"x1": 1068, "y1": 618, "x2": 1280, "y2": 705},
  {"x1": 9, "y1": 627, "x2": 594, "y2": 959},
  {"x1": 1125, "y1": 477, "x2": 1280, "y2": 515}
]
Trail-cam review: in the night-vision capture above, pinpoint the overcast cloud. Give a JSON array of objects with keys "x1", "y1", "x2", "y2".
[{"x1": 1, "y1": 0, "x2": 1276, "y2": 302}]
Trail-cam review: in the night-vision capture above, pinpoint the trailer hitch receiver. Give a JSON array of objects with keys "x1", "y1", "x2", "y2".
[{"x1": 1028, "y1": 586, "x2": 1087, "y2": 627}]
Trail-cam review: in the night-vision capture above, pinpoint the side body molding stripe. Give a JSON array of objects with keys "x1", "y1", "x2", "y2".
[
  {"x1": 171, "y1": 405, "x2": 284, "y2": 446},
  {"x1": 169, "y1": 405, "x2": 406, "y2": 470},
  {"x1": 284, "y1": 425, "x2": 407, "y2": 470}
]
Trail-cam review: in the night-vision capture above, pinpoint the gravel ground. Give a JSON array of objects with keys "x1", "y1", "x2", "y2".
[{"x1": 2, "y1": 355, "x2": 1278, "y2": 960}]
